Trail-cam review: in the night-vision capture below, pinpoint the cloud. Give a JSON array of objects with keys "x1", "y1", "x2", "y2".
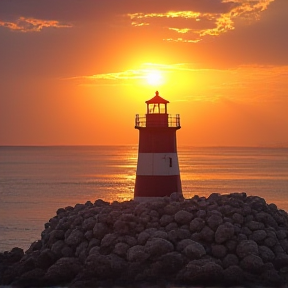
[
  {"x1": 127, "y1": 0, "x2": 275, "y2": 42},
  {"x1": 0, "y1": 17, "x2": 72, "y2": 32},
  {"x1": 68, "y1": 63, "x2": 288, "y2": 104},
  {"x1": 68, "y1": 63, "x2": 206, "y2": 83}
]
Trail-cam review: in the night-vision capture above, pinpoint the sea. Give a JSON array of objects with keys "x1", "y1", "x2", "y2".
[{"x1": 0, "y1": 146, "x2": 287, "y2": 253}]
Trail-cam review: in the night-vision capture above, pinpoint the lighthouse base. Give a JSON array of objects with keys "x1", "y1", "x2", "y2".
[
  {"x1": 134, "y1": 196, "x2": 170, "y2": 202},
  {"x1": 134, "y1": 175, "x2": 182, "y2": 198}
]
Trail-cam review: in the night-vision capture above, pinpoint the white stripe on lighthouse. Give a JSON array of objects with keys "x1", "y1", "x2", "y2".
[{"x1": 136, "y1": 153, "x2": 180, "y2": 175}]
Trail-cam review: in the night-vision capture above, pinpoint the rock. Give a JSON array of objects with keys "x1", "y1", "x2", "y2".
[
  {"x1": 207, "y1": 214, "x2": 223, "y2": 230},
  {"x1": 61, "y1": 246, "x2": 74, "y2": 257},
  {"x1": 82, "y1": 217, "x2": 96, "y2": 231},
  {"x1": 51, "y1": 240, "x2": 65, "y2": 255},
  {"x1": 75, "y1": 241, "x2": 88, "y2": 257},
  {"x1": 168, "y1": 228, "x2": 191, "y2": 243},
  {"x1": 14, "y1": 268, "x2": 45, "y2": 287},
  {"x1": 65, "y1": 229, "x2": 84, "y2": 247},
  {"x1": 170, "y1": 192, "x2": 184, "y2": 202},
  {"x1": 165, "y1": 222, "x2": 178, "y2": 231},
  {"x1": 236, "y1": 240, "x2": 259, "y2": 258},
  {"x1": 183, "y1": 242, "x2": 206, "y2": 259},
  {"x1": 256, "y1": 211, "x2": 278, "y2": 228},
  {"x1": 26, "y1": 240, "x2": 42, "y2": 254},
  {"x1": 189, "y1": 218, "x2": 205, "y2": 234},
  {"x1": 196, "y1": 209, "x2": 206, "y2": 218},
  {"x1": 145, "y1": 238, "x2": 174, "y2": 258},
  {"x1": 137, "y1": 231, "x2": 150, "y2": 245},
  {"x1": 240, "y1": 254, "x2": 264, "y2": 272},
  {"x1": 276, "y1": 229, "x2": 287, "y2": 240},
  {"x1": 273, "y1": 253, "x2": 288, "y2": 269},
  {"x1": 113, "y1": 242, "x2": 129, "y2": 257},
  {"x1": 1, "y1": 247, "x2": 24, "y2": 264},
  {"x1": 93, "y1": 223, "x2": 109, "y2": 239},
  {"x1": 223, "y1": 265, "x2": 244, "y2": 285},
  {"x1": 211, "y1": 244, "x2": 227, "y2": 258},
  {"x1": 101, "y1": 233, "x2": 117, "y2": 248},
  {"x1": 250, "y1": 229, "x2": 267, "y2": 243},
  {"x1": 44, "y1": 257, "x2": 82, "y2": 285},
  {"x1": 232, "y1": 213, "x2": 244, "y2": 224},
  {"x1": 222, "y1": 253, "x2": 239, "y2": 268},
  {"x1": 215, "y1": 222, "x2": 235, "y2": 244},
  {"x1": 259, "y1": 245, "x2": 275, "y2": 262},
  {"x1": 36, "y1": 249, "x2": 57, "y2": 269},
  {"x1": 246, "y1": 220, "x2": 265, "y2": 231},
  {"x1": 176, "y1": 239, "x2": 195, "y2": 252},
  {"x1": 127, "y1": 245, "x2": 149, "y2": 262},
  {"x1": 159, "y1": 214, "x2": 174, "y2": 226},
  {"x1": 156, "y1": 252, "x2": 184, "y2": 275},
  {"x1": 84, "y1": 254, "x2": 112, "y2": 279},
  {"x1": 174, "y1": 210, "x2": 193, "y2": 225},
  {"x1": 122, "y1": 235, "x2": 137, "y2": 246},
  {"x1": 200, "y1": 226, "x2": 214, "y2": 242},
  {"x1": 181, "y1": 260, "x2": 223, "y2": 283}
]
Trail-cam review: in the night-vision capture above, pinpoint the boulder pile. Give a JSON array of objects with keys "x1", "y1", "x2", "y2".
[{"x1": 1, "y1": 192, "x2": 288, "y2": 287}]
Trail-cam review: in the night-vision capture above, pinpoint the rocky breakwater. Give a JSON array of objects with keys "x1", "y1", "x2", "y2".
[{"x1": 2, "y1": 193, "x2": 288, "y2": 287}]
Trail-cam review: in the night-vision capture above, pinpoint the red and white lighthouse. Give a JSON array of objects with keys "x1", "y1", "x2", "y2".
[{"x1": 134, "y1": 91, "x2": 182, "y2": 200}]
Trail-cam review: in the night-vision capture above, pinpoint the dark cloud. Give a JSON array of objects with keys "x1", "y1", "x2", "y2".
[{"x1": 0, "y1": 0, "x2": 236, "y2": 22}]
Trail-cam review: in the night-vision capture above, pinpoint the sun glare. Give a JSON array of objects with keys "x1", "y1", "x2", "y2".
[{"x1": 146, "y1": 70, "x2": 163, "y2": 86}]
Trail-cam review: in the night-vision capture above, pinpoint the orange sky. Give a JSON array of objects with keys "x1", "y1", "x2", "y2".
[{"x1": 0, "y1": 0, "x2": 287, "y2": 146}]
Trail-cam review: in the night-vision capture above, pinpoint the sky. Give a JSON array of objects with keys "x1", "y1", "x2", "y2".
[{"x1": 0, "y1": 0, "x2": 287, "y2": 146}]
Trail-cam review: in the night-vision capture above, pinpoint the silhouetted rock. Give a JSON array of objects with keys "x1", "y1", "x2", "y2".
[{"x1": 1, "y1": 193, "x2": 288, "y2": 287}]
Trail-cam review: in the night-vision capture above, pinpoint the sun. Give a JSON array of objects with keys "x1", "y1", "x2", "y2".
[{"x1": 146, "y1": 70, "x2": 163, "y2": 86}]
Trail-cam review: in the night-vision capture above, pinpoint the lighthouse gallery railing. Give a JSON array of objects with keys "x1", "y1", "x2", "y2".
[{"x1": 135, "y1": 114, "x2": 180, "y2": 128}]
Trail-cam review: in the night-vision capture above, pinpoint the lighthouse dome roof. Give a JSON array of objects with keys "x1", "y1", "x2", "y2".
[{"x1": 145, "y1": 91, "x2": 169, "y2": 104}]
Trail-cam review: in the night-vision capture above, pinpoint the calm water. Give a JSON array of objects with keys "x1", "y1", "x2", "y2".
[{"x1": 0, "y1": 146, "x2": 287, "y2": 252}]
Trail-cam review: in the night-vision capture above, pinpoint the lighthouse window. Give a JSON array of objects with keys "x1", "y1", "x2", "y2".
[{"x1": 169, "y1": 157, "x2": 172, "y2": 167}]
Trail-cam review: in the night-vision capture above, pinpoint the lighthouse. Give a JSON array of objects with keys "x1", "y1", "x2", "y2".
[{"x1": 134, "y1": 91, "x2": 182, "y2": 200}]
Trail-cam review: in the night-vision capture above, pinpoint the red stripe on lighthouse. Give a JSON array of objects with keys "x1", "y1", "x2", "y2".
[
  {"x1": 138, "y1": 128, "x2": 178, "y2": 153},
  {"x1": 134, "y1": 175, "x2": 182, "y2": 198}
]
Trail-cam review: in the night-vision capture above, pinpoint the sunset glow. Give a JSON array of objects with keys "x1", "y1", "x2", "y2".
[
  {"x1": 0, "y1": 0, "x2": 287, "y2": 147},
  {"x1": 146, "y1": 70, "x2": 163, "y2": 86}
]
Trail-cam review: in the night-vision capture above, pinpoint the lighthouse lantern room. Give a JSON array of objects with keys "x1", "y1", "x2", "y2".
[{"x1": 134, "y1": 91, "x2": 182, "y2": 200}]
